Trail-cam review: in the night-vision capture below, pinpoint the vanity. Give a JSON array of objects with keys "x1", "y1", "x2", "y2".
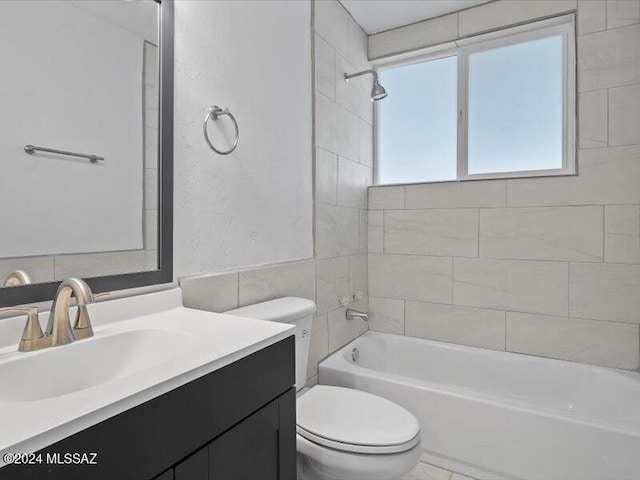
[{"x1": 0, "y1": 289, "x2": 296, "y2": 479}]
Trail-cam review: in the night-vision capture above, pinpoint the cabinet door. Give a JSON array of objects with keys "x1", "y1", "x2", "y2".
[
  {"x1": 209, "y1": 389, "x2": 295, "y2": 480},
  {"x1": 175, "y1": 447, "x2": 208, "y2": 480}
]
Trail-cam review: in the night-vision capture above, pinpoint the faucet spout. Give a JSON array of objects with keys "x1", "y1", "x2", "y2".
[
  {"x1": 346, "y1": 308, "x2": 368, "y2": 322},
  {"x1": 45, "y1": 278, "x2": 94, "y2": 347}
]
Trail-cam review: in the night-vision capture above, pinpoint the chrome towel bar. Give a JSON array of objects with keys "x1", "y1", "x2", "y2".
[
  {"x1": 24, "y1": 145, "x2": 104, "y2": 163},
  {"x1": 203, "y1": 105, "x2": 239, "y2": 155}
]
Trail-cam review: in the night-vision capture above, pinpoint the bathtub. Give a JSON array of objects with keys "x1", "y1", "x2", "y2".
[{"x1": 318, "y1": 331, "x2": 640, "y2": 480}]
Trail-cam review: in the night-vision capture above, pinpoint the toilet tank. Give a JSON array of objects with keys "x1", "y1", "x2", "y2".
[{"x1": 224, "y1": 297, "x2": 316, "y2": 391}]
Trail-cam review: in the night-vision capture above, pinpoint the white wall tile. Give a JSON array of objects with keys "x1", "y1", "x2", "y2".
[
  {"x1": 605, "y1": 205, "x2": 640, "y2": 263},
  {"x1": 454, "y1": 258, "x2": 569, "y2": 316},
  {"x1": 368, "y1": 13, "x2": 458, "y2": 59},
  {"x1": 307, "y1": 313, "x2": 329, "y2": 379},
  {"x1": 316, "y1": 256, "x2": 350, "y2": 315},
  {"x1": 238, "y1": 260, "x2": 316, "y2": 306},
  {"x1": 359, "y1": 208, "x2": 368, "y2": 253},
  {"x1": 316, "y1": 148, "x2": 337, "y2": 205},
  {"x1": 315, "y1": 92, "x2": 358, "y2": 161},
  {"x1": 145, "y1": 210, "x2": 158, "y2": 250},
  {"x1": 570, "y1": 262, "x2": 640, "y2": 322},
  {"x1": 314, "y1": 0, "x2": 349, "y2": 55},
  {"x1": 357, "y1": 118, "x2": 373, "y2": 167},
  {"x1": 385, "y1": 209, "x2": 479, "y2": 257},
  {"x1": 606, "y1": 0, "x2": 640, "y2": 28},
  {"x1": 406, "y1": 180, "x2": 506, "y2": 209},
  {"x1": 346, "y1": 16, "x2": 369, "y2": 72},
  {"x1": 578, "y1": 24, "x2": 640, "y2": 91},
  {"x1": 507, "y1": 145, "x2": 640, "y2": 206},
  {"x1": 458, "y1": 0, "x2": 576, "y2": 37},
  {"x1": 349, "y1": 254, "x2": 368, "y2": 297},
  {"x1": 368, "y1": 210, "x2": 384, "y2": 253},
  {"x1": 609, "y1": 83, "x2": 640, "y2": 146},
  {"x1": 145, "y1": 250, "x2": 157, "y2": 270},
  {"x1": 180, "y1": 272, "x2": 239, "y2": 312},
  {"x1": 335, "y1": 54, "x2": 373, "y2": 123},
  {"x1": 328, "y1": 300, "x2": 368, "y2": 351},
  {"x1": 479, "y1": 206, "x2": 604, "y2": 262},
  {"x1": 369, "y1": 297, "x2": 404, "y2": 334},
  {"x1": 315, "y1": 34, "x2": 335, "y2": 100},
  {"x1": 315, "y1": 205, "x2": 361, "y2": 258},
  {"x1": 337, "y1": 156, "x2": 372, "y2": 208},
  {"x1": 369, "y1": 254, "x2": 452, "y2": 303},
  {"x1": 405, "y1": 301, "x2": 506, "y2": 350},
  {"x1": 368, "y1": 186, "x2": 405, "y2": 209},
  {"x1": 579, "y1": 89, "x2": 608, "y2": 148},
  {"x1": 54, "y1": 251, "x2": 147, "y2": 279},
  {"x1": 0, "y1": 256, "x2": 54, "y2": 284},
  {"x1": 144, "y1": 126, "x2": 158, "y2": 169},
  {"x1": 577, "y1": 1, "x2": 607, "y2": 35},
  {"x1": 506, "y1": 312, "x2": 639, "y2": 369}
]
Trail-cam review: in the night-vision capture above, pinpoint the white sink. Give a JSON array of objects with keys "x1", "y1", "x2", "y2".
[
  {"x1": 0, "y1": 329, "x2": 196, "y2": 402},
  {"x1": 0, "y1": 288, "x2": 294, "y2": 465}
]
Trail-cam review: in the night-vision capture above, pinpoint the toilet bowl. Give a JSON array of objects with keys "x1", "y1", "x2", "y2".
[
  {"x1": 225, "y1": 298, "x2": 422, "y2": 480},
  {"x1": 296, "y1": 385, "x2": 422, "y2": 480}
]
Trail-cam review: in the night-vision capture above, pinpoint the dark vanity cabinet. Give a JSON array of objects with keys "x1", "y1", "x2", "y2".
[{"x1": 0, "y1": 336, "x2": 296, "y2": 480}]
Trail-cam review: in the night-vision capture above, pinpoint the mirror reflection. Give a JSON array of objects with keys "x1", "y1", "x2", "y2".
[{"x1": 0, "y1": 0, "x2": 160, "y2": 288}]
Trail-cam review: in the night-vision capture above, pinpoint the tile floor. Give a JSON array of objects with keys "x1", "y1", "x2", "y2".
[{"x1": 404, "y1": 462, "x2": 476, "y2": 480}]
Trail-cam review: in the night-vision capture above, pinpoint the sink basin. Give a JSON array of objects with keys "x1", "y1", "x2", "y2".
[{"x1": 0, "y1": 329, "x2": 196, "y2": 402}]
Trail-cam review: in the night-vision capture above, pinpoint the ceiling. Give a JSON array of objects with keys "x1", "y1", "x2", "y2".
[{"x1": 340, "y1": 0, "x2": 490, "y2": 34}]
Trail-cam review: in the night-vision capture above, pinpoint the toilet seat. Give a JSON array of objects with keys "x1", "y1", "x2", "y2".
[{"x1": 296, "y1": 385, "x2": 421, "y2": 455}]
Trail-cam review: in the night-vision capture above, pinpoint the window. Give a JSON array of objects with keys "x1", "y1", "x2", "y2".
[{"x1": 376, "y1": 16, "x2": 575, "y2": 185}]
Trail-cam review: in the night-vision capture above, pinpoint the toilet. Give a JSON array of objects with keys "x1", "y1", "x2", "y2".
[{"x1": 225, "y1": 297, "x2": 422, "y2": 480}]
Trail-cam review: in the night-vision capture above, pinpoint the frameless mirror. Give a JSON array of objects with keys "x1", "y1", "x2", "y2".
[{"x1": 0, "y1": 0, "x2": 173, "y2": 304}]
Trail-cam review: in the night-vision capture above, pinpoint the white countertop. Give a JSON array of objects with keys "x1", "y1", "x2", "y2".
[{"x1": 0, "y1": 288, "x2": 294, "y2": 465}]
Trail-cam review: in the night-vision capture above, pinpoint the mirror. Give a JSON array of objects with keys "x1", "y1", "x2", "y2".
[{"x1": 0, "y1": 0, "x2": 173, "y2": 305}]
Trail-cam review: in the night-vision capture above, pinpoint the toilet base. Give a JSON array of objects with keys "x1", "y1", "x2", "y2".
[{"x1": 296, "y1": 434, "x2": 422, "y2": 480}]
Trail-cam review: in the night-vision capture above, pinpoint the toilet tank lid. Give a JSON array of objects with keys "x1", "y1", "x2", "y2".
[{"x1": 224, "y1": 297, "x2": 316, "y2": 323}]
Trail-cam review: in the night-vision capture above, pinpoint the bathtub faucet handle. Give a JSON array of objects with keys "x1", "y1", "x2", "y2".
[{"x1": 346, "y1": 308, "x2": 368, "y2": 322}]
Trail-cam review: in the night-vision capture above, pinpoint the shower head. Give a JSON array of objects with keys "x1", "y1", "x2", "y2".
[
  {"x1": 370, "y1": 80, "x2": 387, "y2": 101},
  {"x1": 344, "y1": 69, "x2": 388, "y2": 101}
]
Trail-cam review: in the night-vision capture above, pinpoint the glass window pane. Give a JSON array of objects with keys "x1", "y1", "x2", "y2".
[
  {"x1": 467, "y1": 35, "x2": 564, "y2": 175},
  {"x1": 378, "y1": 56, "x2": 458, "y2": 184}
]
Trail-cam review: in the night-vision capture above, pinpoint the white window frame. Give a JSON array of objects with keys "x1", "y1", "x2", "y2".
[{"x1": 373, "y1": 14, "x2": 576, "y2": 185}]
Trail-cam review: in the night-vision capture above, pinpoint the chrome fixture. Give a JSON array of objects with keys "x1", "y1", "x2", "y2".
[
  {"x1": 344, "y1": 69, "x2": 388, "y2": 101},
  {"x1": 24, "y1": 144, "x2": 105, "y2": 163},
  {"x1": 2, "y1": 270, "x2": 31, "y2": 287},
  {"x1": 203, "y1": 105, "x2": 239, "y2": 155},
  {"x1": 45, "y1": 278, "x2": 95, "y2": 346},
  {"x1": 346, "y1": 308, "x2": 368, "y2": 322}
]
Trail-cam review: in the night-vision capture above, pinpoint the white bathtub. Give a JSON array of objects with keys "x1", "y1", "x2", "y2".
[{"x1": 319, "y1": 331, "x2": 640, "y2": 480}]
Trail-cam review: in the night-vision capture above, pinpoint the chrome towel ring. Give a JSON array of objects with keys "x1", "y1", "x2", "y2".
[{"x1": 203, "y1": 105, "x2": 239, "y2": 155}]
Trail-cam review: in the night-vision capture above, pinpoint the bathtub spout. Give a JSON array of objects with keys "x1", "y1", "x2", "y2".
[{"x1": 346, "y1": 308, "x2": 368, "y2": 321}]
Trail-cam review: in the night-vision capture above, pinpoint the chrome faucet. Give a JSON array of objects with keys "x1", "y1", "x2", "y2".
[
  {"x1": 45, "y1": 278, "x2": 95, "y2": 346},
  {"x1": 346, "y1": 308, "x2": 368, "y2": 322}
]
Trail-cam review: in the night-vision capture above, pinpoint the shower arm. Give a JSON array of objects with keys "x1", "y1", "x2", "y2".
[{"x1": 344, "y1": 69, "x2": 379, "y2": 82}]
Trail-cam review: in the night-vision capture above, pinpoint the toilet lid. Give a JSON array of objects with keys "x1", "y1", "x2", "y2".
[{"x1": 296, "y1": 385, "x2": 421, "y2": 454}]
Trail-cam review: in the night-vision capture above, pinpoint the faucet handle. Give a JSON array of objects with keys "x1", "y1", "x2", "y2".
[{"x1": 0, "y1": 306, "x2": 44, "y2": 352}]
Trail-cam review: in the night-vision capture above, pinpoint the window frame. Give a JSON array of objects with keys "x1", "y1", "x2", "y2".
[{"x1": 373, "y1": 14, "x2": 576, "y2": 186}]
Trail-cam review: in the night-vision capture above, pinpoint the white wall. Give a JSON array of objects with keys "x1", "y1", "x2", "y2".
[
  {"x1": 173, "y1": 0, "x2": 313, "y2": 276},
  {"x1": 0, "y1": 1, "x2": 145, "y2": 257}
]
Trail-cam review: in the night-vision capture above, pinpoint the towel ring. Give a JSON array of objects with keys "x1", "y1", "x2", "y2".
[{"x1": 203, "y1": 105, "x2": 239, "y2": 155}]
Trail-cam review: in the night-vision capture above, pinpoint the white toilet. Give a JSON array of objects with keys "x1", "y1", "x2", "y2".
[{"x1": 225, "y1": 297, "x2": 422, "y2": 480}]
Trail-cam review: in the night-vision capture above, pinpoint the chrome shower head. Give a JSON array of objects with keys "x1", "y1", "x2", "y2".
[
  {"x1": 370, "y1": 80, "x2": 387, "y2": 101},
  {"x1": 344, "y1": 69, "x2": 388, "y2": 101}
]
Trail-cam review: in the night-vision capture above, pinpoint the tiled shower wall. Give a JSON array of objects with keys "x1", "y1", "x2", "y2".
[
  {"x1": 180, "y1": 0, "x2": 373, "y2": 385},
  {"x1": 367, "y1": 0, "x2": 640, "y2": 370}
]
